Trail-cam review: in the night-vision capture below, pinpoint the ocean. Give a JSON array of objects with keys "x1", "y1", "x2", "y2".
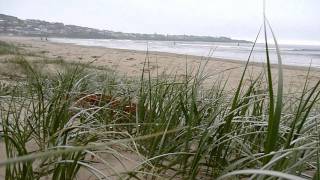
[{"x1": 50, "y1": 38, "x2": 320, "y2": 68}]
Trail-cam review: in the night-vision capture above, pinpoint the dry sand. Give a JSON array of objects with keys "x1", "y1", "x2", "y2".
[{"x1": 0, "y1": 36, "x2": 320, "y2": 91}]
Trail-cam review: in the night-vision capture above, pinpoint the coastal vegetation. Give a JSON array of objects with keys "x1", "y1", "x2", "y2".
[
  {"x1": 0, "y1": 2, "x2": 319, "y2": 179},
  {"x1": 0, "y1": 26, "x2": 320, "y2": 179}
]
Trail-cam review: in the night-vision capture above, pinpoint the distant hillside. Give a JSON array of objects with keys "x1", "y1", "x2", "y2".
[{"x1": 0, "y1": 14, "x2": 251, "y2": 43}]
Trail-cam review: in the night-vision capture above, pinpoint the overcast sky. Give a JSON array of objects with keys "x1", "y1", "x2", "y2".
[{"x1": 1, "y1": 0, "x2": 319, "y2": 44}]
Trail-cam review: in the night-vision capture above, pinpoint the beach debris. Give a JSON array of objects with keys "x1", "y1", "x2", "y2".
[
  {"x1": 73, "y1": 93, "x2": 137, "y2": 115},
  {"x1": 126, "y1": 57, "x2": 135, "y2": 61}
]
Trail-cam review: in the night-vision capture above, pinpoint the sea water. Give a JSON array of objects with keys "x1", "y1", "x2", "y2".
[{"x1": 50, "y1": 38, "x2": 320, "y2": 68}]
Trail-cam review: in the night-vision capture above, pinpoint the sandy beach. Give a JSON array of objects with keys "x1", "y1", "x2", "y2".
[
  {"x1": 1, "y1": 36, "x2": 320, "y2": 178},
  {"x1": 1, "y1": 36, "x2": 320, "y2": 91},
  {"x1": 1, "y1": 0, "x2": 320, "y2": 178}
]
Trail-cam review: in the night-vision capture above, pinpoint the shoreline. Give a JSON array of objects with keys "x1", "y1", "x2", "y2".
[
  {"x1": 46, "y1": 37, "x2": 320, "y2": 72},
  {"x1": 1, "y1": 36, "x2": 320, "y2": 91},
  {"x1": 1, "y1": 35, "x2": 319, "y2": 72}
]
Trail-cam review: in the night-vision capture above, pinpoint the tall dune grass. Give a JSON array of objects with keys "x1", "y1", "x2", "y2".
[{"x1": 0, "y1": 42, "x2": 319, "y2": 179}]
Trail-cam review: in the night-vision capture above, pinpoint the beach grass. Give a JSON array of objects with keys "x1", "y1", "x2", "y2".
[
  {"x1": 0, "y1": 33, "x2": 320, "y2": 180},
  {"x1": 0, "y1": 41, "x2": 18, "y2": 55}
]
